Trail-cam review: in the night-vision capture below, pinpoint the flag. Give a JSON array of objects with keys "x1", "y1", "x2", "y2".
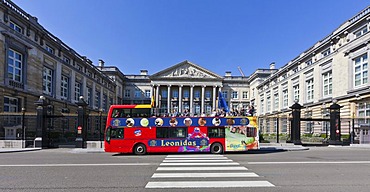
[
  {"x1": 151, "y1": 95, "x2": 155, "y2": 107},
  {"x1": 218, "y1": 91, "x2": 229, "y2": 112}
]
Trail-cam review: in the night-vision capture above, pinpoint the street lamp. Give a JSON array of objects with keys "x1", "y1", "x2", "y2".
[
  {"x1": 99, "y1": 108, "x2": 103, "y2": 148},
  {"x1": 21, "y1": 107, "x2": 26, "y2": 148}
]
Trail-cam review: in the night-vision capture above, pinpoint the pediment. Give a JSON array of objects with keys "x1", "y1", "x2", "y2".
[{"x1": 151, "y1": 60, "x2": 222, "y2": 80}]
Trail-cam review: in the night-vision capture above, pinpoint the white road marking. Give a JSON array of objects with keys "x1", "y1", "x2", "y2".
[
  {"x1": 152, "y1": 172, "x2": 258, "y2": 178},
  {"x1": 157, "y1": 166, "x2": 248, "y2": 171},
  {"x1": 248, "y1": 161, "x2": 370, "y2": 165},
  {"x1": 163, "y1": 159, "x2": 232, "y2": 162},
  {"x1": 145, "y1": 181, "x2": 275, "y2": 188},
  {"x1": 0, "y1": 163, "x2": 153, "y2": 167},
  {"x1": 160, "y1": 162, "x2": 240, "y2": 166},
  {"x1": 165, "y1": 157, "x2": 228, "y2": 160}
]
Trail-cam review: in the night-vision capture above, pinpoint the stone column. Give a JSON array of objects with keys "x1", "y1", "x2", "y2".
[
  {"x1": 190, "y1": 85, "x2": 194, "y2": 115},
  {"x1": 201, "y1": 85, "x2": 205, "y2": 115},
  {"x1": 156, "y1": 85, "x2": 160, "y2": 108},
  {"x1": 179, "y1": 85, "x2": 183, "y2": 113},
  {"x1": 167, "y1": 85, "x2": 171, "y2": 114},
  {"x1": 212, "y1": 85, "x2": 217, "y2": 110}
]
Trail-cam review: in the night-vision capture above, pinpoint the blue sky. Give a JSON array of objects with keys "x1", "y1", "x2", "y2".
[{"x1": 12, "y1": 0, "x2": 370, "y2": 76}]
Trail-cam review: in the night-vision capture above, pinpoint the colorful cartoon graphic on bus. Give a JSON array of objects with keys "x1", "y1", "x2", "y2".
[
  {"x1": 225, "y1": 117, "x2": 258, "y2": 151},
  {"x1": 179, "y1": 127, "x2": 210, "y2": 152}
]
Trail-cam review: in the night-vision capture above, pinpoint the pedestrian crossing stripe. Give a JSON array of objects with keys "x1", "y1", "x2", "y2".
[
  {"x1": 152, "y1": 172, "x2": 259, "y2": 178},
  {"x1": 145, "y1": 181, "x2": 275, "y2": 188},
  {"x1": 163, "y1": 159, "x2": 233, "y2": 162},
  {"x1": 157, "y1": 166, "x2": 248, "y2": 171},
  {"x1": 160, "y1": 162, "x2": 240, "y2": 166}
]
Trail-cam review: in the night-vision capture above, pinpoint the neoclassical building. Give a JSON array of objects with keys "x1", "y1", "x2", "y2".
[{"x1": 1, "y1": 0, "x2": 370, "y2": 147}]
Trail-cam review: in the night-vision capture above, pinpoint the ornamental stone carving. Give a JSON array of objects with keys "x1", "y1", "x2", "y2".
[{"x1": 164, "y1": 66, "x2": 213, "y2": 78}]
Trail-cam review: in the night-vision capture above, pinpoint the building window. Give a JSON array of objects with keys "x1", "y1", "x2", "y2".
[
  {"x1": 305, "y1": 79, "x2": 314, "y2": 101},
  {"x1": 222, "y1": 91, "x2": 228, "y2": 99},
  {"x1": 74, "y1": 81, "x2": 82, "y2": 101},
  {"x1": 293, "y1": 85, "x2": 299, "y2": 102},
  {"x1": 183, "y1": 89, "x2": 189, "y2": 98},
  {"x1": 322, "y1": 72, "x2": 332, "y2": 97},
  {"x1": 46, "y1": 45, "x2": 54, "y2": 54},
  {"x1": 10, "y1": 21, "x2": 23, "y2": 33},
  {"x1": 103, "y1": 94, "x2": 107, "y2": 111},
  {"x1": 358, "y1": 102, "x2": 370, "y2": 125},
  {"x1": 242, "y1": 91, "x2": 248, "y2": 99},
  {"x1": 354, "y1": 53, "x2": 368, "y2": 87},
  {"x1": 7, "y1": 49, "x2": 23, "y2": 82},
  {"x1": 134, "y1": 89, "x2": 141, "y2": 98},
  {"x1": 61, "y1": 75, "x2": 69, "y2": 100},
  {"x1": 4, "y1": 96, "x2": 19, "y2": 112},
  {"x1": 205, "y1": 90, "x2": 211, "y2": 99},
  {"x1": 124, "y1": 89, "x2": 131, "y2": 98},
  {"x1": 76, "y1": 65, "x2": 83, "y2": 71},
  {"x1": 63, "y1": 56, "x2": 70, "y2": 64},
  {"x1": 162, "y1": 90, "x2": 167, "y2": 98},
  {"x1": 173, "y1": 90, "x2": 178, "y2": 98},
  {"x1": 95, "y1": 91, "x2": 101, "y2": 109},
  {"x1": 274, "y1": 93, "x2": 279, "y2": 111},
  {"x1": 305, "y1": 58, "x2": 313, "y2": 66},
  {"x1": 281, "y1": 118, "x2": 287, "y2": 133},
  {"x1": 266, "y1": 93, "x2": 271, "y2": 112},
  {"x1": 260, "y1": 98, "x2": 264, "y2": 114},
  {"x1": 43, "y1": 67, "x2": 53, "y2": 95},
  {"x1": 231, "y1": 91, "x2": 238, "y2": 99},
  {"x1": 145, "y1": 90, "x2": 151, "y2": 98},
  {"x1": 87, "y1": 87, "x2": 92, "y2": 107},
  {"x1": 282, "y1": 89, "x2": 288, "y2": 108},
  {"x1": 195, "y1": 90, "x2": 200, "y2": 99},
  {"x1": 322, "y1": 48, "x2": 331, "y2": 57},
  {"x1": 292, "y1": 67, "x2": 299, "y2": 74},
  {"x1": 355, "y1": 25, "x2": 368, "y2": 38}
]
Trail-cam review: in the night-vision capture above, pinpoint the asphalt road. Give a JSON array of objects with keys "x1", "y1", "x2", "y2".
[{"x1": 1, "y1": 147, "x2": 370, "y2": 192}]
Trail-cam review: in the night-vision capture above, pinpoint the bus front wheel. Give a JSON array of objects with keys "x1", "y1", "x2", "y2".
[
  {"x1": 210, "y1": 143, "x2": 223, "y2": 154},
  {"x1": 134, "y1": 143, "x2": 146, "y2": 155}
]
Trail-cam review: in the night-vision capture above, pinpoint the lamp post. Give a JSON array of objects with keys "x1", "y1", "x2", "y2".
[
  {"x1": 276, "y1": 113, "x2": 279, "y2": 143},
  {"x1": 99, "y1": 108, "x2": 103, "y2": 148},
  {"x1": 21, "y1": 107, "x2": 26, "y2": 148}
]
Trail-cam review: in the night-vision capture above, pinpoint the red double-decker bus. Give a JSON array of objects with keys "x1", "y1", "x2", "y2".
[{"x1": 104, "y1": 104, "x2": 259, "y2": 155}]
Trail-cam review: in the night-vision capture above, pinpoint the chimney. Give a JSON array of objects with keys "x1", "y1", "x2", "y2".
[
  {"x1": 225, "y1": 71, "x2": 232, "y2": 77},
  {"x1": 140, "y1": 70, "x2": 148, "y2": 75},
  {"x1": 270, "y1": 62, "x2": 276, "y2": 69},
  {"x1": 98, "y1": 59, "x2": 105, "y2": 67}
]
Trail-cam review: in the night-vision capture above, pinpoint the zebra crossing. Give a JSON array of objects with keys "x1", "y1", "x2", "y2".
[{"x1": 145, "y1": 154, "x2": 275, "y2": 189}]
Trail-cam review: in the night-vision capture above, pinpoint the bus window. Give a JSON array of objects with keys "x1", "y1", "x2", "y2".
[
  {"x1": 111, "y1": 128, "x2": 124, "y2": 139},
  {"x1": 246, "y1": 127, "x2": 257, "y2": 137},
  {"x1": 169, "y1": 127, "x2": 187, "y2": 138},
  {"x1": 208, "y1": 127, "x2": 226, "y2": 138},
  {"x1": 131, "y1": 108, "x2": 151, "y2": 118},
  {"x1": 106, "y1": 127, "x2": 111, "y2": 143},
  {"x1": 156, "y1": 127, "x2": 187, "y2": 138},
  {"x1": 156, "y1": 127, "x2": 168, "y2": 138}
]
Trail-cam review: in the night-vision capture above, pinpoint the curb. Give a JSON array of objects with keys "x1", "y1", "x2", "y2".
[{"x1": 0, "y1": 148, "x2": 42, "y2": 153}]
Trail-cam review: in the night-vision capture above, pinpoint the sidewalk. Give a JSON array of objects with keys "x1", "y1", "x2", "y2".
[{"x1": 259, "y1": 143, "x2": 309, "y2": 151}]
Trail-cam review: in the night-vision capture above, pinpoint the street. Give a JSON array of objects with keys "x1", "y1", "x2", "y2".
[{"x1": 1, "y1": 147, "x2": 370, "y2": 192}]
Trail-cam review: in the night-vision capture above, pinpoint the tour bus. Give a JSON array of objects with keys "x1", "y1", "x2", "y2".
[{"x1": 104, "y1": 104, "x2": 259, "y2": 155}]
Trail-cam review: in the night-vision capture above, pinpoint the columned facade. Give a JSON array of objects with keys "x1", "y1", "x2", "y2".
[{"x1": 149, "y1": 61, "x2": 223, "y2": 116}]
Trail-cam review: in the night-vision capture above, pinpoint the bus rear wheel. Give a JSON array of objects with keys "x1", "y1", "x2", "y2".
[
  {"x1": 210, "y1": 143, "x2": 223, "y2": 154},
  {"x1": 134, "y1": 143, "x2": 146, "y2": 155}
]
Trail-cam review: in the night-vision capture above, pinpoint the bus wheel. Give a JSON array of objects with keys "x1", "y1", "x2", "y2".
[
  {"x1": 134, "y1": 143, "x2": 146, "y2": 155},
  {"x1": 210, "y1": 143, "x2": 223, "y2": 154}
]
